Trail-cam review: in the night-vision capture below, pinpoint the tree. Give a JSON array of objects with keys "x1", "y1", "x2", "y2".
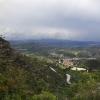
[
  {"x1": 32, "y1": 91, "x2": 56, "y2": 100},
  {"x1": 72, "y1": 71, "x2": 100, "y2": 100}
]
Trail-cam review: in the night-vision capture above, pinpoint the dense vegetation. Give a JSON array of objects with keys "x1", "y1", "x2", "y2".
[{"x1": 0, "y1": 37, "x2": 100, "y2": 100}]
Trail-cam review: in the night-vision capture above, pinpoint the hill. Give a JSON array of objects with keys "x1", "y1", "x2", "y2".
[
  {"x1": 0, "y1": 37, "x2": 100, "y2": 100},
  {"x1": 0, "y1": 37, "x2": 69, "y2": 100},
  {"x1": 10, "y1": 39, "x2": 100, "y2": 47},
  {"x1": 0, "y1": 37, "x2": 19, "y2": 57}
]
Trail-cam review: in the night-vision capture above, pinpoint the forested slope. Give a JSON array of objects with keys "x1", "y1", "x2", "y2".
[{"x1": 0, "y1": 37, "x2": 100, "y2": 100}]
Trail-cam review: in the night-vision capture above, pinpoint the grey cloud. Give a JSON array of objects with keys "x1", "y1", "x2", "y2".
[{"x1": 0, "y1": 0, "x2": 100, "y2": 41}]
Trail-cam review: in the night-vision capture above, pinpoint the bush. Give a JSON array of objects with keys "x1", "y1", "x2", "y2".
[{"x1": 32, "y1": 91, "x2": 56, "y2": 100}]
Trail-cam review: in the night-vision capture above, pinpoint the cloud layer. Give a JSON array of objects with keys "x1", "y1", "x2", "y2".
[{"x1": 0, "y1": 0, "x2": 100, "y2": 41}]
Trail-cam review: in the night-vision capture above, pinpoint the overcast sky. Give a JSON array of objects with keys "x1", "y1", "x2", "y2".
[{"x1": 0, "y1": 0, "x2": 100, "y2": 41}]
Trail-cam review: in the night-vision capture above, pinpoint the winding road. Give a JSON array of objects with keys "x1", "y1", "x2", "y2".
[
  {"x1": 50, "y1": 67, "x2": 57, "y2": 73},
  {"x1": 66, "y1": 74, "x2": 71, "y2": 84},
  {"x1": 49, "y1": 67, "x2": 71, "y2": 84}
]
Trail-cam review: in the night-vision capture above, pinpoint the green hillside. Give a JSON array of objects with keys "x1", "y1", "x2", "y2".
[{"x1": 0, "y1": 37, "x2": 100, "y2": 100}]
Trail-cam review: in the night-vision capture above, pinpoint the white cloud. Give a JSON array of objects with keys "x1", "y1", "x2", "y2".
[{"x1": 0, "y1": 0, "x2": 100, "y2": 41}]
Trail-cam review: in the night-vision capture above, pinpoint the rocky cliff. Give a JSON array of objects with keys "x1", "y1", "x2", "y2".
[{"x1": 0, "y1": 37, "x2": 19, "y2": 57}]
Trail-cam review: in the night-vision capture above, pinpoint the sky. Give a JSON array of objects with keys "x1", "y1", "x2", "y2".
[{"x1": 0, "y1": 0, "x2": 100, "y2": 41}]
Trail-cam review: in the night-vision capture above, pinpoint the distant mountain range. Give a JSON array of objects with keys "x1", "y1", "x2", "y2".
[{"x1": 9, "y1": 39, "x2": 100, "y2": 47}]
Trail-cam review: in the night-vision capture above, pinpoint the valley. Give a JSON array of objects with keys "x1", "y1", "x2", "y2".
[
  {"x1": 0, "y1": 37, "x2": 100, "y2": 100},
  {"x1": 11, "y1": 40, "x2": 100, "y2": 71}
]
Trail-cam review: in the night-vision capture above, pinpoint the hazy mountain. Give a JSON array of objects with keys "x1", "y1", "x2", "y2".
[{"x1": 9, "y1": 39, "x2": 100, "y2": 47}]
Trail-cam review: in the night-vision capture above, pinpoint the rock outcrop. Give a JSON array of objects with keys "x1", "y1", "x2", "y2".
[{"x1": 0, "y1": 37, "x2": 19, "y2": 57}]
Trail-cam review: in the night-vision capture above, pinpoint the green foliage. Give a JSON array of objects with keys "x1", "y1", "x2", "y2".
[
  {"x1": 85, "y1": 60, "x2": 100, "y2": 72},
  {"x1": 32, "y1": 91, "x2": 56, "y2": 100},
  {"x1": 1, "y1": 38, "x2": 100, "y2": 100},
  {"x1": 0, "y1": 73, "x2": 6, "y2": 83},
  {"x1": 11, "y1": 93, "x2": 22, "y2": 100},
  {"x1": 72, "y1": 71, "x2": 100, "y2": 100}
]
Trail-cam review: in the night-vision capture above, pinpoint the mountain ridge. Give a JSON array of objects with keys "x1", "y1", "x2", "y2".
[{"x1": 9, "y1": 39, "x2": 100, "y2": 47}]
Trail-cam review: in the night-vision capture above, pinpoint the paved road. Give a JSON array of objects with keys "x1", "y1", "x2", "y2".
[{"x1": 66, "y1": 74, "x2": 71, "y2": 84}]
